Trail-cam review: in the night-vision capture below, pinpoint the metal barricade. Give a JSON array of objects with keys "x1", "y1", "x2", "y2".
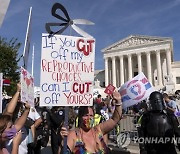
[
  {"x1": 119, "y1": 114, "x2": 139, "y2": 140},
  {"x1": 108, "y1": 114, "x2": 139, "y2": 144},
  {"x1": 120, "y1": 114, "x2": 138, "y2": 132}
]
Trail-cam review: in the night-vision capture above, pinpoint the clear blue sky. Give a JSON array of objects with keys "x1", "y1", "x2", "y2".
[{"x1": 1, "y1": 0, "x2": 180, "y2": 86}]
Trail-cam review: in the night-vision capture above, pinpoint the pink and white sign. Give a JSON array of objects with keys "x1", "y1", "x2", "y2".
[
  {"x1": 119, "y1": 72, "x2": 154, "y2": 109},
  {"x1": 104, "y1": 84, "x2": 115, "y2": 95},
  {"x1": 40, "y1": 34, "x2": 95, "y2": 106},
  {"x1": 20, "y1": 67, "x2": 34, "y2": 107}
]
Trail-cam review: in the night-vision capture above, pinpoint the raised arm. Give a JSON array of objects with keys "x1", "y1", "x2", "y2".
[
  {"x1": 3, "y1": 83, "x2": 21, "y2": 116},
  {"x1": 99, "y1": 91, "x2": 122, "y2": 135},
  {"x1": 31, "y1": 111, "x2": 42, "y2": 141},
  {"x1": 14, "y1": 103, "x2": 30, "y2": 132},
  {"x1": 12, "y1": 132, "x2": 22, "y2": 154}
]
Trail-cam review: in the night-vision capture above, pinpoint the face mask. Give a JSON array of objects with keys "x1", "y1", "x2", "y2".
[
  {"x1": 4, "y1": 126, "x2": 17, "y2": 139},
  {"x1": 83, "y1": 117, "x2": 94, "y2": 129}
]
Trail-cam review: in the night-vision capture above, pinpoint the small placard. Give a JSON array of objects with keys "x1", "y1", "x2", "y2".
[{"x1": 104, "y1": 84, "x2": 115, "y2": 95}]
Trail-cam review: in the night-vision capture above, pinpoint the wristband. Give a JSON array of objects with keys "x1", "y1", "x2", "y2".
[{"x1": 115, "y1": 102, "x2": 122, "y2": 106}]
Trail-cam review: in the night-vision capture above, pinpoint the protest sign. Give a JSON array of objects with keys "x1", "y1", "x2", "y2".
[
  {"x1": 20, "y1": 67, "x2": 34, "y2": 107},
  {"x1": 104, "y1": 84, "x2": 115, "y2": 95},
  {"x1": 40, "y1": 34, "x2": 95, "y2": 106},
  {"x1": 119, "y1": 72, "x2": 154, "y2": 109},
  {"x1": 0, "y1": 73, "x2": 3, "y2": 113}
]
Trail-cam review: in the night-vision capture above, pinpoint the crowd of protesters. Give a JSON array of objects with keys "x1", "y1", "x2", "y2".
[
  {"x1": 1, "y1": 82, "x2": 180, "y2": 154},
  {"x1": 0, "y1": 83, "x2": 123, "y2": 154}
]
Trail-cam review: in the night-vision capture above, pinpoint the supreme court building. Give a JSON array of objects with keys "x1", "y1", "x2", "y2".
[{"x1": 100, "y1": 35, "x2": 180, "y2": 93}]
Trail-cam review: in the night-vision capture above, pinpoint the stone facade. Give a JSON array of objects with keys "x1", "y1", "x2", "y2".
[{"x1": 98, "y1": 35, "x2": 180, "y2": 94}]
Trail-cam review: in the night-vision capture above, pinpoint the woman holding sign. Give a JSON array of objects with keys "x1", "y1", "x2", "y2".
[{"x1": 61, "y1": 91, "x2": 122, "y2": 154}]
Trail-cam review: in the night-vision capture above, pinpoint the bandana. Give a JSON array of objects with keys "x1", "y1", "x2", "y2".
[{"x1": 83, "y1": 118, "x2": 94, "y2": 129}]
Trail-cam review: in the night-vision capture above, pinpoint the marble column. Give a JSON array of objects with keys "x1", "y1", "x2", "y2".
[
  {"x1": 119, "y1": 55, "x2": 124, "y2": 86},
  {"x1": 146, "y1": 51, "x2": 152, "y2": 83},
  {"x1": 112, "y1": 56, "x2": 116, "y2": 87},
  {"x1": 137, "y1": 52, "x2": 142, "y2": 73},
  {"x1": 166, "y1": 49, "x2": 172, "y2": 82},
  {"x1": 156, "y1": 50, "x2": 163, "y2": 86},
  {"x1": 128, "y1": 54, "x2": 132, "y2": 80},
  {"x1": 105, "y1": 57, "x2": 109, "y2": 87}
]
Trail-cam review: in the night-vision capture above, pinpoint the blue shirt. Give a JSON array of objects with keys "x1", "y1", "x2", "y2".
[{"x1": 167, "y1": 100, "x2": 177, "y2": 109}]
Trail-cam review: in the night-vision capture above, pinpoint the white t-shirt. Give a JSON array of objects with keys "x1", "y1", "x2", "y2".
[{"x1": 19, "y1": 107, "x2": 41, "y2": 154}]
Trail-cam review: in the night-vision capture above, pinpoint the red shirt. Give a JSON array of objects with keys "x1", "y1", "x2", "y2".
[{"x1": 96, "y1": 98, "x2": 101, "y2": 104}]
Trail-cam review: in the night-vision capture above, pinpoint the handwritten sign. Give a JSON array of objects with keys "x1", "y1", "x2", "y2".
[
  {"x1": 20, "y1": 67, "x2": 34, "y2": 107},
  {"x1": 0, "y1": 73, "x2": 3, "y2": 113},
  {"x1": 119, "y1": 72, "x2": 154, "y2": 109},
  {"x1": 40, "y1": 34, "x2": 95, "y2": 106}
]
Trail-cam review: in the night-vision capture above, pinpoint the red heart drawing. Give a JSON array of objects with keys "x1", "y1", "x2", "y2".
[{"x1": 26, "y1": 78, "x2": 31, "y2": 87}]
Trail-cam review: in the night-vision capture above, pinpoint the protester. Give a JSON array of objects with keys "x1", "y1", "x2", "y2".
[
  {"x1": 163, "y1": 93, "x2": 177, "y2": 114},
  {"x1": 139, "y1": 91, "x2": 180, "y2": 154},
  {"x1": 0, "y1": 83, "x2": 27, "y2": 153},
  {"x1": 94, "y1": 94, "x2": 103, "y2": 114},
  {"x1": 0, "y1": 82, "x2": 41, "y2": 154},
  {"x1": 60, "y1": 91, "x2": 122, "y2": 154},
  {"x1": 175, "y1": 90, "x2": 180, "y2": 100},
  {"x1": 95, "y1": 94, "x2": 102, "y2": 104},
  {"x1": 49, "y1": 107, "x2": 65, "y2": 154},
  {"x1": 0, "y1": 102, "x2": 31, "y2": 154},
  {"x1": 17, "y1": 105, "x2": 42, "y2": 154},
  {"x1": 34, "y1": 99, "x2": 50, "y2": 154}
]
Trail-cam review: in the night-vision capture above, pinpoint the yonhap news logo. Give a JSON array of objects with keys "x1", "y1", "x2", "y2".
[
  {"x1": 117, "y1": 132, "x2": 180, "y2": 148},
  {"x1": 117, "y1": 132, "x2": 131, "y2": 148},
  {"x1": 133, "y1": 137, "x2": 180, "y2": 144}
]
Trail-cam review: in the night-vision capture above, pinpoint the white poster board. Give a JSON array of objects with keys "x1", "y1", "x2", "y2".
[
  {"x1": 119, "y1": 72, "x2": 155, "y2": 109},
  {"x1": 40, "y1": 34, "x2": 95, "y2": 106},
  {"x1": 20, "y1": 67, "x2": 34, "y2": 107},
  {"x1": 0, "y1": 73, "x2": 3, "y2": 113}
]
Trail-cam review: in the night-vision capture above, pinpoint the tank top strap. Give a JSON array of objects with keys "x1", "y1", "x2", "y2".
[
  {"x1": 94, "y1": 127, "x2": 110, "y2": 154},
  {"x1": 74, "y1": 128, "x2": 84, "y2": 146}
]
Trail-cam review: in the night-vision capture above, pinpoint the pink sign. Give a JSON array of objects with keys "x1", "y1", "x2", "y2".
[
  {"x1": 21, "y1": 67, "x2": 34, "y2": 107},
  {"x1": 104, "y1": 84, "x2": 115, "y2": 95}
]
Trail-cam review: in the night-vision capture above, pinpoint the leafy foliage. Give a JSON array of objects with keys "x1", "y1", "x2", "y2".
[{"x1": 0, "y1": 37, "x2": 21, "y2": 95}]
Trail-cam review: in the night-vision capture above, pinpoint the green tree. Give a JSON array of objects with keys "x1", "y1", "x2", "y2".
[{"x1": 0, "y1": 37, "x2": 21, "y2": 96}]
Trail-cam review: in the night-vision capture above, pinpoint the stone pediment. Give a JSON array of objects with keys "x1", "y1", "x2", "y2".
[{"x1": 103, "y1": 35, "x2": 172, "y2": 51}]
